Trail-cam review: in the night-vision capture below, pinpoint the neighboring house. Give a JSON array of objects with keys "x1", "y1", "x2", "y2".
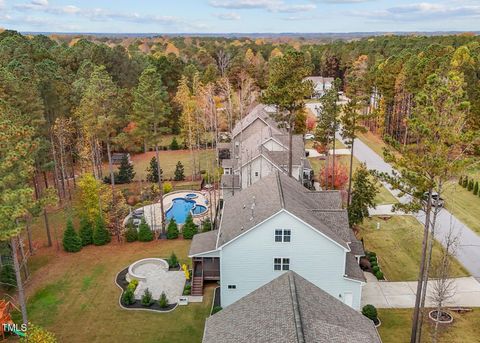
[
  {"x1": 189, "y1": 171, "x2": 365, "y2": 310},
  {"x1": 220, "y1": 104, "x2": 313, "y2": 198},
  {"x1": 203, "y1": 271, "x2": 381, "y2": 343},
  {"x1": 305, "y1": 76, "x2": 334, "y2": 98}
]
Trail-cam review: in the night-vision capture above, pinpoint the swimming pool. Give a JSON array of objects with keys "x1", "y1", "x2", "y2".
[{"x1": 165, "y1": 198, "x2": 208, "y2": 224}]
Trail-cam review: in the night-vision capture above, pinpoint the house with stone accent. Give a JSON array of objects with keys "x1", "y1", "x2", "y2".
[
  {"x1": 220, "y1": 104, "x2": 313, "y2": 198},
  {"x1": 189, "y1": 171, "x2": 365, "y2": 310},
  {"x1": 203, "y1": 271, "x2": 381, "y2": 343}
]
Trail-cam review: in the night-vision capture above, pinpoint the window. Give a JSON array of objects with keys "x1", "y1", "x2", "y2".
[
  {"x1": 275, "y1": 230, "x2": 283, "y2": 242},
  {"x1": 274, "y1": 258, "x2": 290, "y2": 271},
  {"x1": 275, "y1": 229, "x2": 291, "y2": 242},
  {"x1": 254, "y1": 171, "x2": 259, "y2": 177},
  {"x1": 228, "y1": 285, "x2": 236, "y2": 289}
]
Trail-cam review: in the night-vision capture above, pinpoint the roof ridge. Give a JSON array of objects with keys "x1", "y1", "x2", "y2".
[
  {"x1": 288, "y1": 273, "x2": 305, "y2": 343},
  {"x1": 276, "y1": 171, "x2": 285, "y2": 208},
  {"x1": 308, "y1": 208, "x2": 346, "y2": 212}
]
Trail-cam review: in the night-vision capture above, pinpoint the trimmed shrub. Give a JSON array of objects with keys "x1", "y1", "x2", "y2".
[
  {"x1": 370, "y1": 260, "x2": 378, "y2": 268},
  {"x1": 79, "y1": 216, "x2": 93, "y2": 246},
  {"x1": 62, "y1": 219, "x2": 82, "y2": 253},
  {"x1": 125, "y1": 224, "x2": 138, "y2": 242},
  {"x1": 168, "y1": 252, "x2": 179, "y2": 268},
  {"x1": 93, "y1": 215, "x2": 110, "y2": 246},
  {"x1": 463, "y1": 176, "x2": 469, "y2": 188},
  {"x1": 368, "y1": 251, "x2": 377, "y2": 257},
  {"x1": 369, "y1": 256, "x2": 377, "y2": 264},
  {"x1": 372, "y1": 266, "x2": 380, "y2": 273},
  {"x1": 474, "y1": 181, "x2": 479, "y2": 196},
  {"x1": 212, "y1": 306, "x2": 223, "y2": 314},
  {"x1": 158, "y1": 291, "x2": 168, "y2": 308},
  {"x1": 122, "y1": 288, "x2": 135, "y2": 305},
  {"x1": 468, "y1": 179, "x2": 474, "y2": 191},
  {"x1": 202, "y1": 218, "x2": 212, "y2": 232},
  {"x1": 163, "y1": 182, "x2": 173, "y2": 194},
  {"x1": 458, "y1": 176, "x2": 463, "y2": 186},
  {"x1": 166, "y1": 219, "x2": 179, "y2": 239},
  {"x1": 138, "y1": 218, "x2": 154, "y2": 242},
  {"x1": 183, "y1": 284, "x2": 191, "y2": 295},
  {"x1": 0, "y1": 264, "x2": 16, "y2": 290},
  {"x1": 182, "y1": 214, "x2": 198, "y2": 239},
  {"x1": 127, "y1": 279, "x2": 139, "y2": 292},
  {"x1": 141, "y1": 288, "x2": 154, "y2": 307},
  {"x1": 375, "y1": 270, "x2": 384, "y2": 280},
  {"x1": 362, "y1": 304, "x2": 378, "y2": 322},
  {"x1": 170, "y1": 137, "x2": 180, "y2": 150}
]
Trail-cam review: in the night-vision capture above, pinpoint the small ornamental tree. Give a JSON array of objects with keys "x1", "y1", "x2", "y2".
[
  {"x1": 138, "y1": 218, "x2": 154, "y2": 242},
  {"x1": 0, "y1": 264, "x2": 16, "y2": 290},
  {"x1": 158, "y1": 291, "x2": 168, "y2": 308},
  {"x1": 78, "y1": 216, "x2": 93, "y2": 246},
  {"x1": 62, "y1": 219, "x2": 82, "y2": 253},
  {"x1": 318, "y1": 162, "x2": 349, "y2": 190},
  {"x1": 20, "y1": 323, "x2": 57, "y2": 343},
  {"x1": 174, "y1": 161, "x2": 185, "y2": 181},
  {"x1": 141, "y1": 288, "x2": 154, "y2": 307},
  {"x1": 146, "y1": 156, "x2": 163, "y2": 183},
  {"x1": 474, "y1": 181, "x2": 479, "y2": 196},
  {"x1": 122, "y1": 288, "x2": 135, "y2": 305},
  {"x1": 117, "y1": 155, "x2": 135, "y2": 184},
  {"x1": 166, "y1": 219, "x2": 179, "y2": 239},
  {"x1": 163, "y1": 182, "x2": 173, "y2": 194},
  {"x1": 170, "y1": 137, "x2": 180, "y2": 150},
  {"x1": 125, "y1": 222, "x2": 138, "y2": 242},
  {"x1": 202, "y1": 218, "x2": 212, "y2": 232},
  {"x1": 168, "y1": 252, "x2": 179, "y2": 268},
  {"x1": 93, "y1": 215, "x2": 110, "y2": 246},
  {"x1": 463, "y1": 176, "x2": 468, "y2": 188},
  {"x1": 468, "y1": 179, "x2": 474, "y2": 191},
  {"x1": 182, "y1": 214, "x2": 198, "y2": 239}
]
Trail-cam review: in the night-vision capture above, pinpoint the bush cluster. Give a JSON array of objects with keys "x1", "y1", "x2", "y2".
[
  {"x1": 125, "y1": 222, "x2": 138, "y2": 242},
  {"x1": 183, "y1": 284, "x2": 191, "y2": 295},
  {"x1": 366, "y1": 251, "x2": 384, "y2": 280},
  {"x1": 138, "y1": 218, "x2": 154, "y2": 242},
  {"x1": 167, "y1": 252, "x2": 179, "y2": 268},
  {"x1": 362, "y1": 304, "x2": 378, "y2": 323},
  {"x1": 460, "y1": 176, "x2": 480, "y2": 197}
]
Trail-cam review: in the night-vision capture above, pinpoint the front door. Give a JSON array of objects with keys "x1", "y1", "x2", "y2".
[{"x1": 344, "y1": 292, "x2": 353, "y2": 308}]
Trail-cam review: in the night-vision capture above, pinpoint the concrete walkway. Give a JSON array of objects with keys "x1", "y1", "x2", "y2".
[
  {"x1": 334, "y1": 130, "x2": 480, "y2": 280},
  {"x1": 369, "y1": 204, "x2": 406, "y2": 216},
  {"x1": 362, "y1": 275, "x2": 480, "y2": 308}
]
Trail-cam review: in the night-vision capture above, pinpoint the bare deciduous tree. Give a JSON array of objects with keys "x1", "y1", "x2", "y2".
[{"x1": 216, "y1": 50, "x2": 231, "y2": 77}]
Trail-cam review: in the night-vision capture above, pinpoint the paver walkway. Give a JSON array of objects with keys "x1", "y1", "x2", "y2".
[{"x1": 362, "y1": 274, "x2": 480, "y2": 308}]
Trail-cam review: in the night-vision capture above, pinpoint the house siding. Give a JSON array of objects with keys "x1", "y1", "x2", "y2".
[
  {"x1": 219, "y1": 211, "x2": 362, "y2": 309},
  {"x1": 240, "y1": 156, "x2": 276, "y2": 189}
]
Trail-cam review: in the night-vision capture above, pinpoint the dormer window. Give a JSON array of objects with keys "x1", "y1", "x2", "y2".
[{"x1": 275, "y1": 229, "x2": 291, "y2": 242}]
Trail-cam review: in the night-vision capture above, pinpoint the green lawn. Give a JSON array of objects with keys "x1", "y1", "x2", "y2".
[
  {"x1": 14, "y1": 239, "x2": 213, "y2": 343},
  {"x1": 378, "y1": 308, "x2": 480, "y2": 343},
  {"x1": 358, "y1": 216, "x2": 468, "y2": 281}
]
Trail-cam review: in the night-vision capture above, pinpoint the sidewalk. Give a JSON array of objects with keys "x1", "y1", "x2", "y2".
[{"x1": 361, "y1": 274, "x2": 480, "y2": 308}]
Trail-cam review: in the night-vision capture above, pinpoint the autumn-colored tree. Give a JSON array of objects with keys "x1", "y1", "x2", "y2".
[{"x1": 318, "y1": 161, "x2": 349, "y2": 190}]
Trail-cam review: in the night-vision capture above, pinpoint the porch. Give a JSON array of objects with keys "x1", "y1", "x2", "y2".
[{"x1": 192, "y1": 257, "x2": 220, "y2": 296}]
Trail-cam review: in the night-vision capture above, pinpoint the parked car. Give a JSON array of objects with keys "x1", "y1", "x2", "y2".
[
  {"x1": 304, "y1": 133, "x2": 315, "y2": 140},
  {"x1": 423, "y1": 192, "x2": 444, "y2": 207}
]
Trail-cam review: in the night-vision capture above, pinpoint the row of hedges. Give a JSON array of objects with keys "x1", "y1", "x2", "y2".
[
  {"x1": 366, "y1": 251, "x2": 384, "y2": 280},
  {"x1": 459, "y1": 175, "x2": 480, "y2": 197},
  {"x1": 63, "y1": 216, "x2": 110, "y2": 253}
]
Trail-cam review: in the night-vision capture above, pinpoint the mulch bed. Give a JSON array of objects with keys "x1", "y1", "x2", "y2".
[
  {"x1": 213, "y1": 287, "x2": 221, "y2": 309},
  {"x1": 116, "y1": 267, "x2": 177, "y2": 312}
]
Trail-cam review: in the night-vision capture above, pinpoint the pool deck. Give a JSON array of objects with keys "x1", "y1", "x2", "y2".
[{"x1": 126, "y1": 190, "x2": 218, "y2": 231}]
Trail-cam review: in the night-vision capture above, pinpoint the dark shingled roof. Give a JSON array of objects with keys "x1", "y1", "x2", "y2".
[
  {"x1": 189, "y1": 230, "x2": 219, "y2": 257},
  {"x1": 203, "y1": 271, "x2": 381, "y2": 343},
  {"x1": 220, "y1": 174, "x2": 241, "y2": 189},
  {"x1": 345, "y1": 252, "x2": 366, "y2": 282},
  {"x1": 217, "y1": 171, "x2": 353, "y2": 249}
]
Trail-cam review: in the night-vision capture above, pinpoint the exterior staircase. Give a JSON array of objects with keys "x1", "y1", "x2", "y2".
[{"x1": 191, "y1": 264, "x2": 204, "y2": 296}]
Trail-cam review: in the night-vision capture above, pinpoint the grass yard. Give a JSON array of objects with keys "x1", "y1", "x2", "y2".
[
  {"x1": 104, "y1": 149, "x2": 216, "y2": 181},
  {"x1": 358, "y1": 216, "x2": 468, "y2": 281},
  {"x1": 377, "y1": 308, "x2": 480, "y2": 343},
  {"x1": 13, "y1": 239, "x2": 213, "y2": 343}
]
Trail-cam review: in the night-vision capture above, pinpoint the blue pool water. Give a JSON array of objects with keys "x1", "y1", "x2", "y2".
[{"x1": 165, "y1": 198, "x2": 207, "y2": 224}]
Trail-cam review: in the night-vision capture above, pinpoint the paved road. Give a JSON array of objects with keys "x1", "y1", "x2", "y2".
[
  {"x1": 336, "y1": 132, "x2": 480, "y2": 279},
  {"x1": 362, "y1": 274, "x2": 480, "y2": 308}
]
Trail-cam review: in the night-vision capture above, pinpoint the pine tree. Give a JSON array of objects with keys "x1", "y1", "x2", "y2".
[
  {"x1": 182, "y1": 214, "x2": 198, "y2": 239},
  {"x1": 146, "y1": 157, "x2": 162, "y2": 183},
  {"x1": 0, "y1": 264, "x2": 16, "y2": 290},
  {"x1": 348, "y1": 164, "x2": 379, "y2": 227},
  {"x1": 468, "y1": 179, "x2": 474, "y2": 191},
  {"x1": 166, "y1": 219, "x2": 179, "y2": 239},
  {"x1": 62, "y1": 219, "x2": 82, "y2": 253},
  {"x1": 170, "y1": 137, "x2": 180, "y2": 150},
  {"x1": 174, "y1": 161, "x2": 185, "y2": 181},
  {"x1": 458, "y1": 176, "x2": 463, "y2": 186},
  {"x1": 124, "y1": 222, "x2": 138, "y2": 242},
  {"x1": 138, "y1": 218, "x2": 154, "y2": 242},
  {"x1": 463, "y1": 176, "x2": 468, "y2": 188},
  {"x1": 93, "y1": 215, "x2": 110, "y2": 246},
  {"x1": 78, "y1": 216, "x2": 93, "y2": 246},
  {"x1": 474, "y1": 181, "x2": 479, "y2": 195},
  {"x1": 117, "y1": 155, "x2": 135, "y2": 183}
]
